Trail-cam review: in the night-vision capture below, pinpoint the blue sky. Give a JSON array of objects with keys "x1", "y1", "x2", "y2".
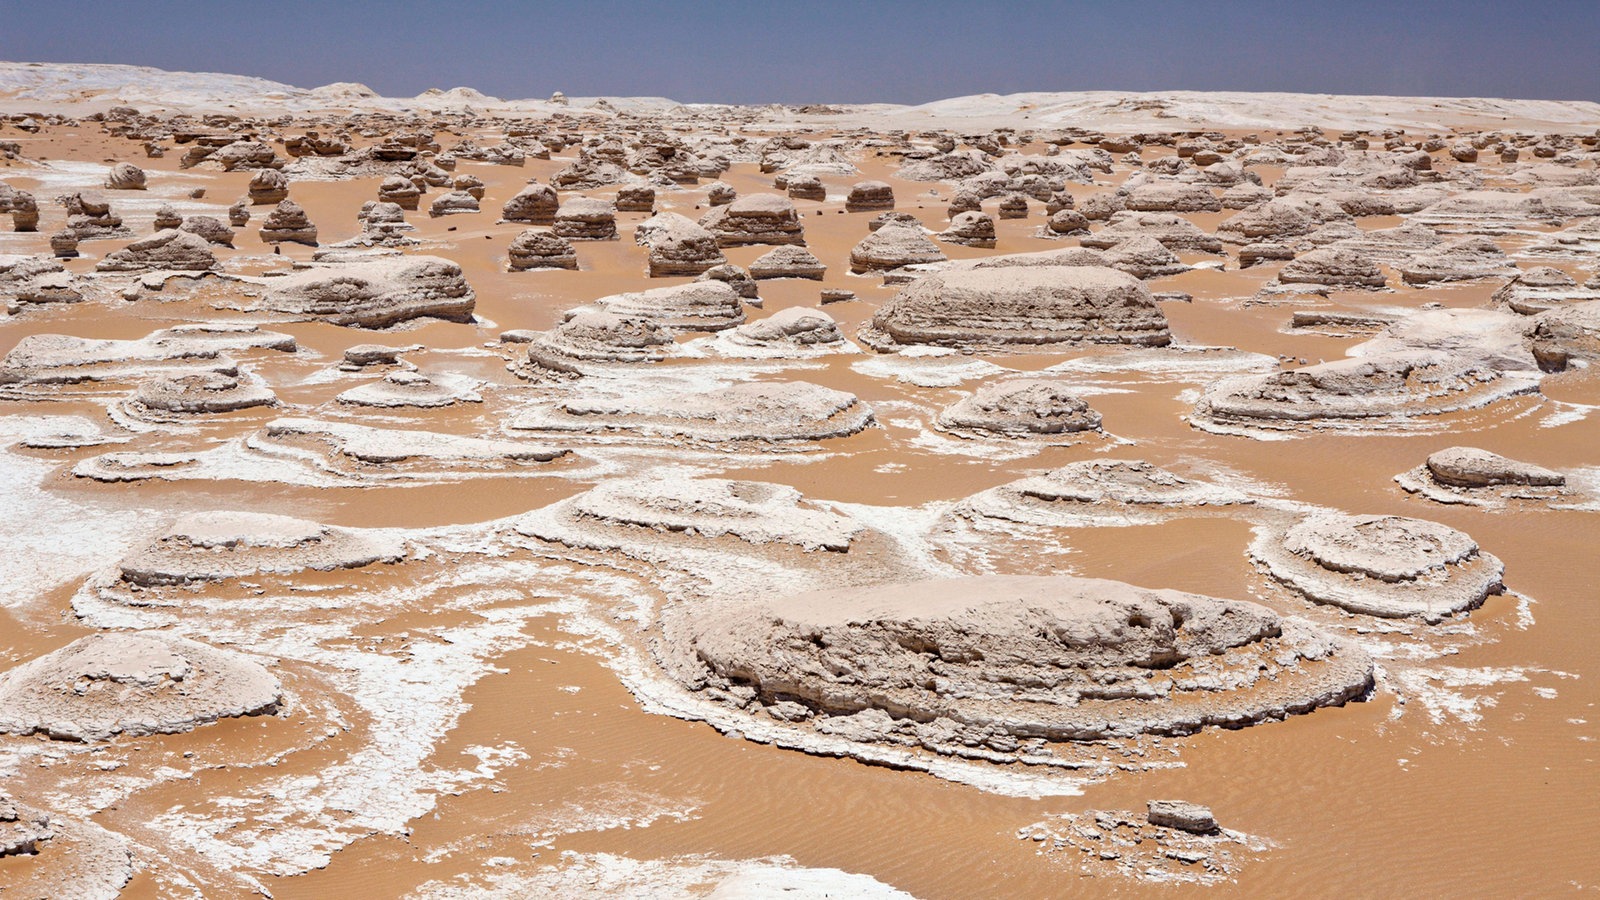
[{"x1": 3, "y1": 0, "x2": 1596, "y2": 103}]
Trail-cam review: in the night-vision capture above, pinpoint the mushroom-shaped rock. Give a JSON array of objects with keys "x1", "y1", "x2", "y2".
[
  {"x1": 152, "y1": 203, "x2": 182, "y2": 231},
  {"x1": 258, "y1": 199, "x2": 318, "y2": 245},
  {"x1": 864, "y1": 266, "x2": 1170, "y2": 350},
  {"x1": 1250, "y1": 513, "x2": 1504, "y2": 622},
  {"x1": 96, "y1": 229, "x2": 218, "y2": 272},
  {"x1": 551, "y1": 196, "x2": 617, "y2": 240},
  {"x1": 116, "y1": 511, "x2": 406, "y2": 586},
  {"x1": 378, "y1": 175, "x2": 422, "y2": 211},
  {"x1": 592, "y1": 280, "x2": 746, "y2": 331},
  {"x1": 845, "y1": 181, "x2": 894, "y2": 212},
  {"x1": 0, "y1": 632, "x2": 282, "y2": 742},
  {"x1": 508, "y1": 229, "x2": 579, "y2": 271},
  {"x1": 261, "y1": 255, "x2": 475, "y2": 327},
  {"x1": 750, "y1": 245, "x2": 827, "y2": 280},
  {"x1": 181, "y1": 215, "x2": 234, "y2": 246},
  {"x1": 849, "y1": 222, "x2": 947, "y2": 273},
  {"x1": 700, "y1": 193, "x2": 805, "y2": 246},
  {"x1": 672, "y1": 575, "x2": 1374, "y2": 746},
  {"x1": 248, "y1": 168, "x2": 289, "y2": 205},
  {"x1": 428, "y1": 190, "x2": 480, "y2": 218},
  {"x1": 637, "y1": 212, "x2": 725, "y2": 277},
  {"x1": 939, "y1": 211, "x2": 997, "y2": 247},
  {"x1": 105, "y1": 162, "x2": 147, "y2": 190},
  {"x1": 937, "y1": 378, "x2": 1103, "y2": 437},
  {"x1": 510, "y1": 380, "x2": 874, "y2": 443}
]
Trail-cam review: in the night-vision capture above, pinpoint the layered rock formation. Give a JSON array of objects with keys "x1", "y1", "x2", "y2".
[
  {"x1": 508, "y1": 229, "x2": 579, "y2": 271},
  {"x1": 700, "y1": 194, "x2": 805, "y2": 246},
  {"x1": 260, "y1": 255, "x2": 475, "y2": 327},
  {"x1": 510, "y1": 380, "x2": 874, "y2": 443},
  {"x1": 936, "y1": 378, "x2": 1103, "y2": 437}
]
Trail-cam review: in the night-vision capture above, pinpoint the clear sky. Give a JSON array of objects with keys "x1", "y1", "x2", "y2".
[{"x1": 3, "y1": 0, "x2": 1597, "y2": 104}]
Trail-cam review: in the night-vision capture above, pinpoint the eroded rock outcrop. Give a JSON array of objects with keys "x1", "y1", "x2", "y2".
[
  {"x1": 666, "y1": 575, "x2": 1373, "y2": 750},
  {"x1": 0, "y1": 632, "x2": 282, "y2": 741},
  {"x1": 750, "y1": 245, "x2": 827, "y2": 280},
  {"x1": 95, "y1": 229, "x2": 219, "y2": 272},
  {"x1": 551, "y1": 196, "x2": 617, "y2": 240},
  {"x1": 590, "y1": 280, "x2": 746, "y2": 331},
  {"x1": 636, "y1": 212, "x2": 725, "y2": 276},
  {"x1": 258, "y1": 199, "x2": 318, "y2": 245},
  {"x1": 260, "y1": 255, "x2": 475, "y2": 327},
  {"x1": 115, "y1": 511, "x2": 406, "y2": 587},
  {"x1": 510, "y1": 380, "x2": 874, "y2": 443},
  {"x1": 936, "y1": 378, "x2": 1103, "y2": 438},
  {"x1": 508, "y1": 229, "x2": 579, "y2": 271},
  {"x1": 700, "y1": 193, "x2": 805, "y2": 246},
  {"x1": 1250, "y1": 513, "x2": 1504, "y2": 622}
]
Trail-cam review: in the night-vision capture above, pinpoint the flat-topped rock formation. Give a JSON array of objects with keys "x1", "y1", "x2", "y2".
[
  {"x1": 590, "y1": 280, "x2": 746, "y2": 331},
  {"x1": 939, "y1": 210, "x2": 996, "y2": 247},
  {"x1": 551, "y1": 195, "x2": 617, "y2": 240},
  {"x1": 516, "y1": 476, "x2": 862, "y2": 553},
  {"x1": 850, "y1": 222, "x2": 947, "y2": 273},
  {"x1": 750, "y1": 245, "x2": 827, "y2": 280},
  {"x1": 958, "y1": 459, "x2": 1252, "y2": 527},
  {"x1": 0, "y1": 632, "x2": 282, "y2": 741},
  {"x1": 509, "y1": 380, "x2": 874, "y2": 443},
  {"x1": 1251, "y1": 513, "x2": 1504, "y2": 622},
  {"x1": 95, "y1": 228, "x2": 219, "y2": 271},
  {"x1": 1080, "y1": 212, "x2": 1223, "y2": 253},
  {"x1": 666, "y1": 575, "x2": 1373, "y2": 751},
  {"x1": 521, "y1": 309, "x2": 680, "y2": 374},
  {"x1": 508, "y1": 229, "x2": 579, "y2": 270},
  {"x1": 1396, "y1": 446, "x2": 1569, "y2": 507},
  {"x1": 336, "y1": 370, "x2": 482, "y2": 407},
  {"x1": 845, "y1": 181, "x2": 895, "y2": 212},
  {"x1": 0, "y1": 324, "x2": 296, "y2": 387},
  {"x1": 258, "y1": 199, "x2": 318, "y2": 245},
  {"x1": 115, "y1": 511, "x2": 406, "y2": 587},
  {"x1": 260, "y1": 255, "x2": 475, "y2": 327},
  {"x1": 636, "y1": 212, "x2": 725, "y2": 276},
  {"x1": 861, "y1": 266, "x2": 1170, "y2": 351},
  {"x1": 700, "y1": 193, "x2": 806, "y2": 246},
  {"x1": 129, "y1": 371, "x2": 277, "y2": 415}
]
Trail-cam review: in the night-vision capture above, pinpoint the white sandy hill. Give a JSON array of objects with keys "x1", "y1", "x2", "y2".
[
  {"x1": 2, "y1": 61, "x2": 1597, "y2": 131},
  {"x1": 848, "y1": 89, "x2": 1600, "y2": 132}
]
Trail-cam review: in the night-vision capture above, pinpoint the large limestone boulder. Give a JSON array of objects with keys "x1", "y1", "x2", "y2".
[
  {"x1": 260, "y1": 255, "x2": 475, "y2": 327},
  {"x1": 862, "y1": 266, "x2": 1170, "y2": 350}
]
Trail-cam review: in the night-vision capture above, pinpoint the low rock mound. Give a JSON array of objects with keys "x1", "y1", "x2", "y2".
[
  {"x1": 116, "y1": 511, "x2": 406, "y2": 587},
  {"x1": 131, "y1": 372, "x2": 276, "y2": 414},
  {"x1": 960, "y1": 459, "x2": 1251, "y2": 526},
  {"x1": 510, "y1": 381, "x2": 874, "y2": 443},
  {"x1": 1491, "y1": 267, "x2": 1600, "y2": 314},
  {"x1": 936, "y1": 378, "x2": 1103, "y2": 437},
  {"x1": 938, "y1": 211, "x2": 996, "y2": 247},
  {"x1": 0, "y1": 632, "x2": 282, "y2": 741},
  {"x1": 1103, "y1": 235, "x2": 1190, "y2": 279},
  {"x1": 1399, "y1": 236, "x2": 1516, "y2": 285},
  {"x1": 672, "y1": 575, "x2": 1373, "y2": 747},
  {"x1": 725, "y1": 307, "x2": 846, "y2": 349},
  {"x1": 863, "y1": 266, "x2": 1170, "y2": 351},
  {"x1": 516, "y1": 476, "x2": 861, "y2": 553},
  {"x1": 845, "y1": 181, "x2": 894, "y2": 212},
  {"x1": 95, "y1": 229, "x2": 219, "y2": 272},
  {"x1": 336, "y1": 370, "x2": 482, "y2": 407},
  {"x1": 591, "y1": 281, "x2": 746, "y2": 332},
  {"x1": 0, "y1": 324, "x2": 296, "y2": 388},
  {"x1": 750, "y1": 245, "x2": 826, "y2": 280},
  {"x1": 427, "y1": 190, "x2": 480, "y2": 218},
  {"x1": 1080, "y1": 212, "x2": 1223, "y2": 253},
  {"x1": 181, "y1": 215, "x2": 235, "y2": 246},
  {"x1": 379, "y1": 175, "x2": 422, "y2": 211},
  {"x1": 523, "y1": 309, "x2": 679, "y2": 373},
  {"x1": 1396, "y1": 446, "x2": 1568, "y2": 507},
  {"x1": 261, "y1": 255, "x2": 475, "y2": 328},
  {"x1": 551, "y1": 196, "x2": 617, "y2": 240},
  {"x1": 850, "y1": 222, "x2": 947, "y2": 273},
  {"x1": 1250, "y1": 513, "x2": 1504, "y2": 621},
  {"x1": 1277, "y1": 247, "x2": 1386, "y2": 288}
]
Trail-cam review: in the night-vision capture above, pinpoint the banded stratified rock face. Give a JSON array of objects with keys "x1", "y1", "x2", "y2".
[
  {"x1": 524, "y1": 309, "x2": 678, "y2": 373},
  {"x1": 552, "y1": 196, "x2": 617, "y2": 240},
  {"x1": 700, "y1": 193, "x2": 805, "y2": 246},
  {"x1": 958, "y1": 459, "x2": 1251, "y2": 528},
  {"x1": 673, "y1": 575, "x2": 1373, "y2": 746},
  {"x1": 1428, "y1": 447, "x2": 1565, "y2": 488},
  {"x1": 508, "y1": 229, "x2": 578, "y2": 271},
  {"x1": 10, "y1": 190, "x2": 39, "y2": 231},
  {"x1": 845, "y1": 180, "x2": 894, "y2": 212},
  {"x1": 258, "y1": 199, "x2": 318, "y2": 245},
  {"x1": 636, "y1": 212, "x2": 725, "y2": 277},
  {"x1": 937, "y1": 378, "x2": 1103, "y2": 437},
  {"x1": 1103, "y1": 235, "x2": 1189, "y2": 279},
  {"x1": 261, "y1": 255, "x2": 476, "y2": 328},
  {"x1": 1400, "y1": 236, "x2": 1517, "y2": 285},
  {"x1": 0, "y1": 632, "x2": 282, "y2": 741},
  {"x1": 864, "y1": 265, "x2": 1170, "y2": 350},
  {"x1": 615, "y1": 185, "x2": 656, "y2": 212},
  {"x1": 1250, "y1": 513, "x2": 1504, "y2": 622},
  {"x1": 1125, "y1": 181, "x2": 1221, "y2": 212},
  {"x1": 428, "y1": 190, "x2": 480, "y2": 218},
  {"x1": 378, "y1": 175, "x2": 422, "y2": 210},
  {"x1": 1079, "y1": 212, "x2": 1223, "y2": 253},
  {"x1": 95, "y1": 229, "x2": 219, "y2": 272},
  {"x1": 510, "y1": 380, "x2": 875, "y2": 443}
]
